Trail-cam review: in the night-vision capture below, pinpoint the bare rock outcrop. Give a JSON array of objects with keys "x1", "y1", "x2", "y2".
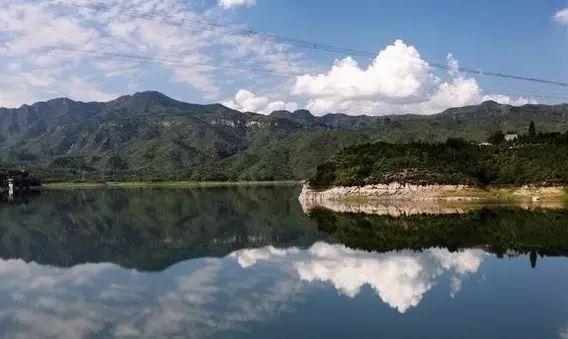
[{"x1": 299, "y1": 183, "x2": 566, "y2": 216}]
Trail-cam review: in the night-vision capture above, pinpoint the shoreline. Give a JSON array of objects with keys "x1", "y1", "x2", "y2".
[
  {"x1": 43, "y1": 180, "x2": 302, "y2": 190},
  {"x1": 299, "y1": 183, "x2": 568, "y2": 216}
]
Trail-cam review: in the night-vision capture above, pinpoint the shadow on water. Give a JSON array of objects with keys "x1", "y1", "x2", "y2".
[{"x1": 0, "y1": 186, "x2": 328, "y2": 271}]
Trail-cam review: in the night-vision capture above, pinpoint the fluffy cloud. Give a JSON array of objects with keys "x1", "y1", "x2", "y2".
[
  {"x1": 223, "y1": 89, "x2": 298, "y2": 114},
  {"x1": 218, "y1": 0, "x2": 256, "y2": 9},
  {"x1": 295, "y1": 40, "x2": 436, "y2": 103},
  {"x1": 555, "y1": 8, "x2": 568, "y2": 25},
  {"x1": 293, "y1": 40, "x2": 535, "y2": 116}
]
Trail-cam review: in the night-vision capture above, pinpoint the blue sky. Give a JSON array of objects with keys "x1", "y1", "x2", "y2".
[
  {"x1": 244, "y1": 0, "x2": 568, "y2": 84},
  {"x1": 1, "y1": 0, "x2": 567, "y2": 115}
]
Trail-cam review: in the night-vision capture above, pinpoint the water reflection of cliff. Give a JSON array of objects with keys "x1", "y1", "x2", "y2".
[
  {"x1": 299, "y1": 190, "x2": 567, "y2": 216},
  {"x1": 0, "y1": 187, "x2": 327, "y2": 271}
]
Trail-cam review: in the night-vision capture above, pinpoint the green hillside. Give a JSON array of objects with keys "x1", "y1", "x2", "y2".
[
  {"x1": 309, "y1": 133, "x2": 568, "y2": 188},
  {"x1": 1, "y1": 92, "x2": 567, "y2": 182}
]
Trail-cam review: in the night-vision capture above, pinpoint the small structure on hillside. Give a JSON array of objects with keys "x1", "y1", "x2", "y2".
[
  {"x1": 478, "y1": 141, "x2": 492, "y2": 147},
  {"x1": 1, "y1": 170, "x2": 41, "y2": 195},
  {"x1": 505, "y1": 133, "x2": 519, "y2": 142}
]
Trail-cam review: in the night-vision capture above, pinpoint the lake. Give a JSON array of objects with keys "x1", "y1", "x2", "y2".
[{"x1": 1, "y1": 186, "x2": 568, "y2": 338}]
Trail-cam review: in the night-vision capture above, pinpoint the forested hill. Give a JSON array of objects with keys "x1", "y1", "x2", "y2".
[
  {"x1": 1, "y1": 91, "x2": 567, "y2": 182},
  {"x1": 309, "y1": 135, "x2": 568, "y2": 189}
]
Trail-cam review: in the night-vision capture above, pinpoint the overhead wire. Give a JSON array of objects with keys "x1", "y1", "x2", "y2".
[
  {"x1": 11, "y1": 0, "x2": 568, "y2": 100},
  {"x1": 50, "y1": 0, "x2": 568, "y2": 88}
]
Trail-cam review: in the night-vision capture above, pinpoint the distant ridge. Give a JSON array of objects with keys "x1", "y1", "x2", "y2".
[{"x1": 0, "y1": 91, "x2": 567, "y2": 182}]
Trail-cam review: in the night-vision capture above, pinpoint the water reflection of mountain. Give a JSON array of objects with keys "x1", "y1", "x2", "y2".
[
  {"x1": 0, "y1": 187, "x2": 327, "y2": 271},
  {"x1": 3, "y1": 187, "x2": 567, "y2": 272},
  {"x1": 309, "y1": 208, "x2": 568, "y2": 264}
]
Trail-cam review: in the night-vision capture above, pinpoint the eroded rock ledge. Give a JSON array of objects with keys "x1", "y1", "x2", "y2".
[{"x1": 299, "y1": 183, "x2": 566, "y2": 216}]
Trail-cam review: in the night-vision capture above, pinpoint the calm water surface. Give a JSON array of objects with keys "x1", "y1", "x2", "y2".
[{"x1": 1, "y1": 186, "x2": 568, "y2": 338}]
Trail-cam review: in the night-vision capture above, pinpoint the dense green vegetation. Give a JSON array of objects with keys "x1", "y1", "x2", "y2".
[
  {"x1": 1, "y1": 92, "x2": 567, "y2": 182},
  {"x1": 0, "y1": 168, "x2": 41, "y2": 190},
  {"x1": 310, "y1": 127, "x2": 568, "y2": 188}
]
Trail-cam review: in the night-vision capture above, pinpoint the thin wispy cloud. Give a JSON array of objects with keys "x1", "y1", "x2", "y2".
[
  {"x1": 0, "y1": 0, "x2": 301, "y2": 107},
  {"x1": 0, "y1": 0, "x2": 560, "y2": 114}
]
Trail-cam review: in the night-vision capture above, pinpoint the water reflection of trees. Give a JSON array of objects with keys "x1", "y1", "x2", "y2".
[
  {"x1": 0, "y1": 187, "x2": 326, "y2": 271},
  {"x1": 309, "y1": 208, "x2": 568, "y2": 268},
  {"x1": 2, "y1": 188, "x2": 566, "y2": 272}
]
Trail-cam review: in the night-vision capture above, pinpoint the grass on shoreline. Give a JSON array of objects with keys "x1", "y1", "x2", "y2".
[
  {"x1": 413, "y1": 185, "x2": 567, "y2": 203},
  {"x1": 43, "y1": 180, "x2": 302, "y2": 190}
]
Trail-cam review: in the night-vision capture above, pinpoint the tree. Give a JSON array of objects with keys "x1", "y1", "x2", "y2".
[
  {"x1": 528, "y1": 121, "x2": 536, "y2": 140},
  {"x1": 487, "y1": 130, "x2": 505, "y2": 144},
  {"x1": 530, "y1": 249, "x2": 538, "y2": 269},
  {"x1": 108, "y1": 154, "x2": 128, "y2": 171}
]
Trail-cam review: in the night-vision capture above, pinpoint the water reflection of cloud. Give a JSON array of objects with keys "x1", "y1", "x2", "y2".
[
  {"x1": 230, "y1": 246, "x2": 300, "y2": 268},
  {"x1": 233, "y1": 242, "x2": 485, "y2": 313},
  {"x1": 0, "y1": 257, "x2": 307, "y2": 338},
  {"x1": 0, "y1": 243, "x2": 485, "y2": 337},
  {"x1": 297, "y1": 243, "x2": 484, "y2": 313},
  {"x1": 560, "y1": 325, "x2": 568, "y2": 339}
]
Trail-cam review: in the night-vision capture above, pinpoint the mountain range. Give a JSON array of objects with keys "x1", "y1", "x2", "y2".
[{"x1": 1, "y1": 91, "x2": 567, "y2": 182}]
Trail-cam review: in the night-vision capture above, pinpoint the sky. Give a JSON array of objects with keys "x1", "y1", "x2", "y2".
[{"x1": 1, "y1": 0, "x2": 567, "y2": 116}]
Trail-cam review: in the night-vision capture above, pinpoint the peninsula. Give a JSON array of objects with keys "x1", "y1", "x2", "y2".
[{"x1": 300, "y1": 125, "x2": 568, "y2": 214}]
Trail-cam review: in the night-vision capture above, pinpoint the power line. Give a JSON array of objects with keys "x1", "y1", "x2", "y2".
[
  {"x1": 38, "y1": 45, "x2": 568, "y2": 101},
  {"x1": 34, "y1": 43, "x2": 301, "y2": 76},
  {"x1": 9, "y1": 31, "x2": 568, "y2": 101},
  {"x1": 51, "y1": 0, "x2": 568, "y2": 88},
  {"x1": 10, "y1": 2, "x2": 568, "y2": 101}
]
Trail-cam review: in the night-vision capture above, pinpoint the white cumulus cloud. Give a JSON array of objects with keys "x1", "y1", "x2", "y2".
[
  {"x1": 294, "y1": 40, "x2": 436, "y2": 105},
  {"x1": 293, "y1": 39, "x2": 535, "y2": 116},
  {"x1": 223, "y1": 89, "x2": 298, "y2": 114}
]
